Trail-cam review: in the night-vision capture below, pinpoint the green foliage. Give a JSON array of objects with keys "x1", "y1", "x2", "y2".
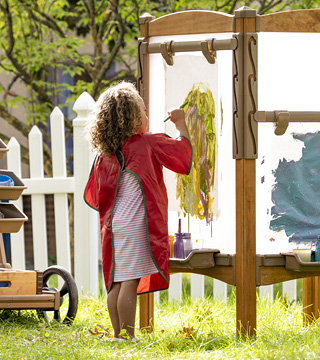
[
  {"x1": 147, "y1": 0, "x2": 320, "y2": 15},
  {"x1": 1, "y1": 0, "x2": 320, "y2": 171},
  {"x1": 0, "y1": 0, "x2": 144, "y2": 173}
]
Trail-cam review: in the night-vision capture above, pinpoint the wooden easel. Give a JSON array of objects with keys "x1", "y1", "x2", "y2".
[{"x1": 138, "y1": 8, "x2": 320, "y2": 336}]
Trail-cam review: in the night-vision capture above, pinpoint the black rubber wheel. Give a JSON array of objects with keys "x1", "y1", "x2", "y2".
[{"x1": 38, "y1": 265, "x2": 78, "y2": 325}]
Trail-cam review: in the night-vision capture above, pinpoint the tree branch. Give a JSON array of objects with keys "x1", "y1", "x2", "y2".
[
  {"x1": 1, "y1": 0, "x2": 15, "y2": 56},
  {"x1": 96, "y1": 0, "x2": 107, "y2": 13},
  {"x1": 92, "y1": 12, "x2": 125, "y2": 98},
  {"x1": 16, "y1": 0, "x2": 66, "y2": 37},
  {"x1": 0, "y1": 132, "x2": 29, "y2": 165},
  {"x1": 258, "y1": 0, "x2": 283, "y2": 13},
  {"x1": 0, "y1": 104, "x2": 32, "y2": 138},
  {"x1": 214, "y1": 0, "x2": 235, "y2": 12},
  {"x1": 81, "y1": 0, "x2": 91, "y2": 17},
  {"x1": 124, "y1": 0, "x2": 140, "y2": 22},
  {"x1": 97, "y1": 6, "x2": 113, "y2": 40}
]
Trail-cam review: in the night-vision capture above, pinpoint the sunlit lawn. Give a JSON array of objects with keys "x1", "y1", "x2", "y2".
[{"x1": 0, "y1": 276, "x2": 319, "y2": 359}]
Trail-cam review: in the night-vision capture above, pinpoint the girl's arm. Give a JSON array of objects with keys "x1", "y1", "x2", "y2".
[{"x1": 169, "y1": 108, "x2": 190, "y2": 140}]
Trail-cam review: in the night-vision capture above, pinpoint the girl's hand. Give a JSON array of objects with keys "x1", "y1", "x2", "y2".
[
  {"x1": 168, "y1": 108, "x2": 189, "y2": 139},
  {"x1": 168, "y1": 108, "x2": 185, "y2": 125}
]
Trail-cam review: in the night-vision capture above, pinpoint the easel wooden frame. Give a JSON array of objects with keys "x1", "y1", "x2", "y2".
[{"x1": 138, "y1": 8, "x2": 320, "y2": 336}]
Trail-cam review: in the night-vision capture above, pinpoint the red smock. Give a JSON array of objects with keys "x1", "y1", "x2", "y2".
[{"x1": 84, "y1": 133, "x2": 192, "y2": 294}]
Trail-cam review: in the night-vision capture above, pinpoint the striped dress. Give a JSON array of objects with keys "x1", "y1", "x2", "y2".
[{"x1": 112, "y1": 171, "x2": 158, "y2": 282}]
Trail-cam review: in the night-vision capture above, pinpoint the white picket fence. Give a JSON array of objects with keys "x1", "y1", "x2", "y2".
[
  {"x1": 5, "y1": 91, "x2": 298, "y2": 301},
  {"x1": 7, "y1": 92, "x2": 99, "y2": 295}
]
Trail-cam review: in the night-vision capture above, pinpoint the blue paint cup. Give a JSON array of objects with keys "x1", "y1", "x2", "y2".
[{"x1": 0, "y1": 175, "x2": 14, "y2": 187}]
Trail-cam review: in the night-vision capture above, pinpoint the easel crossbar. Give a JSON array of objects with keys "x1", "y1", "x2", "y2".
[
  {"x1": 257, "y1": 111, "x2": 320, "y2": 123},
  {"x1": 256, "y1": 111, "x2": 320, "y2": 135},
  {"x1": 147, "y1": 38, "x2": 237, "y2": 54}
]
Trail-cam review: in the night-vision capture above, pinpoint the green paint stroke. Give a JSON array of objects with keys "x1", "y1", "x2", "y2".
[
  {"x1": 220, "y1": 97, "x2": 223, "y2": 135},
  {"x1": 176, "y1": 85, "x2": 216, "y2": 224}
]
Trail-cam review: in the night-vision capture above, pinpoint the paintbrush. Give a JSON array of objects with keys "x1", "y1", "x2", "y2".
[{"x1": 163, "y1": 100, "x2": 189, "y2": 122}]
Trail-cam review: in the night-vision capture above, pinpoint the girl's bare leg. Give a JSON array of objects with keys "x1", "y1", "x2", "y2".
[
  {"x1": 107, "y1": 282, "x2": 121, "y2": 338},
  {"x1": 117, "y1": 279, "x2": 140, "y2": 338}
]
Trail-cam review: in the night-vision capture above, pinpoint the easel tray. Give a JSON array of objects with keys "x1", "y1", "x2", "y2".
[
  {"x1": 282, "y1": 252, "x2": 320, "y2": 272},
  {"x1": 170, "y1": 249, "x2": 220, "y2": 269},
  {"x1": 0, "y1": 170, "x2": 26, "y2": 200},
  {"x1": 0, "y1": 203, "x2": 28, "y2": 233}
]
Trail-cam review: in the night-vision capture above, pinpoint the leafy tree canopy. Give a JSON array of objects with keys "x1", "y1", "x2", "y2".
[{"x1": 0, "y1": 0, "x2": 319, "y2": 174}]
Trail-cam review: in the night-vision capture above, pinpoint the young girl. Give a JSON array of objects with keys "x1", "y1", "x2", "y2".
[{"x1": 84, "y1": 82, "x2": 192, "y2": 341}]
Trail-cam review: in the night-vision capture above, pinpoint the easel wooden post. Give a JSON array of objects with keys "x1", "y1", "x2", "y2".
[
  {"x1": 138, "y1": 13, "x2": 156, "y2": 333},
  {"x1": 303, "y1": 277, "x2": 320, "y2": 324},
  {"x1": 233, "y1": 7, "x2": 258, "y2": 336}
]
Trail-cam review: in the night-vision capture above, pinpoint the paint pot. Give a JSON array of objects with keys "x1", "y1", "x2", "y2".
[
  {"x1": 182, "y1": 233, "x2": 192, "y2": 258},
  {"x1": 173, "y1": 233, "x2": 184, "y2": 259},
  {"x1": 0, "y1": 175, "x2": 14, "y2": 187},
  {"x1": 292, "y1": 241, "x2": 312, "y2": 262}
]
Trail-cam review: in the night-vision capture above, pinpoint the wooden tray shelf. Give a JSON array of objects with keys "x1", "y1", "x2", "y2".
[
  {"x1": 283, "y1": 252, "x2": 320, "y2": 272},
  {"x1": 0, "y1": 203, "x2": 28, "y2": 233},
  {"x1": 170, "y1": 249, "x2": 220, "y2": 269},
  {"x1": 0, "y1": 170, "x2": 27, "y2": 200},
  {"x1": 170, "y1": 252, "x2": 320, "y2": 286},
  {"x1": 170, "y1": 252, "x2": 236, "y2": 285}
]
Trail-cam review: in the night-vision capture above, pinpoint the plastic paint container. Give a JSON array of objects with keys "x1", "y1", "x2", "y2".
[{"x1": 0, "y1": 175, "x2": 14, "y2": 187}]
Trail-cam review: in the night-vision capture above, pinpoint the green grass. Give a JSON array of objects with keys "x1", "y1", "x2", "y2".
[{"x1": 1, "y1": 292, "x2": 320, "y2": 359}]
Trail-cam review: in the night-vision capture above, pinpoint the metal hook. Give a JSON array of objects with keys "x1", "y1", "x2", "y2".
[
  {"x1": 201, "y1": 38, "x2": 216, "y2": 64},
  {"x1": 160, "y1": 40, "x2": 174, "y2": 66}
]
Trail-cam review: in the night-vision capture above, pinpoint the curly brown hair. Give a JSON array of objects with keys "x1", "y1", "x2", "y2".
[{"x1": 87, "y1": 82, "x2": 143, "y2": 155}]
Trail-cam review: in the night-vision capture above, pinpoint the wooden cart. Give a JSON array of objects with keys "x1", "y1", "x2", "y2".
[{"x1": 0, "y1": 139, "x2": 78, "y2": 324}]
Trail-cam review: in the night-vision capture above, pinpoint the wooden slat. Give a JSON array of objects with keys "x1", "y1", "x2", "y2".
[
  {"x1": 260, "y1": 9, "x2": 320, "y2": 33},
  {"x1": 170, "y1": 265, "x2": 235, "y2": 285},
  {"x1": 260, "y1": 267, "x2": 320, "y2": 285},
  {"x1": 0, "y1": 293, "x2": 55, "y2": 309},
  {"x1": 143, "y1": 11, "x2": 233, "y2": 37}
]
